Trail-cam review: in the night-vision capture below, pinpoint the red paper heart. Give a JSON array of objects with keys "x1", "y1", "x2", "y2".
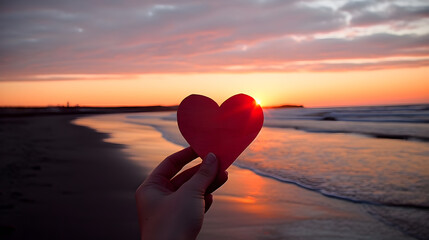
[{"x1": 177, "y1": 94, "x2": 264, "y2": 171}]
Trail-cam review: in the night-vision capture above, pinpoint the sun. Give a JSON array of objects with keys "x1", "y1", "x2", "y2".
[{"x1": 255, "y1": 98, "x2": 262, "y2": 106}]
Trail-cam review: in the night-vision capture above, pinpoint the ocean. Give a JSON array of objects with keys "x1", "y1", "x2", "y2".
[{"x1": 75, "y1": 104, "x2": 429, "y2": 239}]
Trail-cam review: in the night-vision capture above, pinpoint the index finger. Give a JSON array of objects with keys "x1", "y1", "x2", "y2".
[{"x1": 148, "y1": 147, "x2": 199, "y2": 181}]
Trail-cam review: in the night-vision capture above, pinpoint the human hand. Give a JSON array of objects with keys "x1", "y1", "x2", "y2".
[{"x1": 135, "y1": 147, "x2": 228, "y2": 240}]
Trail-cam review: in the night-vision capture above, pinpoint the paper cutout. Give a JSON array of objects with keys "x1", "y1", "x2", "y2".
[{"x1": 177, "y1": 94, "x2": 264, "y2": 171}]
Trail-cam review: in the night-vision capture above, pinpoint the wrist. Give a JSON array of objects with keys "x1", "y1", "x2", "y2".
[{"x1": 141, "y1": 220, "x2": 198, "y2": 240}]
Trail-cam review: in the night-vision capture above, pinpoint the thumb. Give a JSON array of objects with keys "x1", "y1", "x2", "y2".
[{"x1": 184, "y1": 153, "x2": 218, "y2": 194}]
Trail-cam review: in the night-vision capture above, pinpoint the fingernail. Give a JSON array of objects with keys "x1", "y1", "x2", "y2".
[{"x1": 205, "y1": 152, "x2": 216, "y2": 164}]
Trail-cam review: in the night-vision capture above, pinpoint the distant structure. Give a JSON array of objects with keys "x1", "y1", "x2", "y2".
[{"x1": 67, "y1": 101, "x2": 69, "y2": 108}]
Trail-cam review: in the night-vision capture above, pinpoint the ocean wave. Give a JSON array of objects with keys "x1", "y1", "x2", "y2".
[
  {"x1": 264, "y1": 119, "x2": 429, "y2": 141},
  {"x1": 123, "y1": 110, "x2": 429, "y2": 210},
  {"x1": 234, "y1": 161, "x2": 429, "y2": 209},
  {"x1": 127, "y1": 106, "x2": 429, "y2": 141},
  {"x1": 264, "y1": 104, "x2": 429, "y2": 123}
]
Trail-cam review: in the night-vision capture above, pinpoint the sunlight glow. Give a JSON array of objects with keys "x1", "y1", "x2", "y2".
[{"x1": 0, "y1": 67, "x2": 428, "y2": 107}]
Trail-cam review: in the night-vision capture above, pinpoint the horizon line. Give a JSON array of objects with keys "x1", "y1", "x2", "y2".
[{"x1": 1, "y1": 101, "x2": 428, "y2": 109}]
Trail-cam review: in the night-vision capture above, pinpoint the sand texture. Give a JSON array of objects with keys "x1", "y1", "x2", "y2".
[{"x1": 0, "y1": 116, "x2": 144, "y2": 239}]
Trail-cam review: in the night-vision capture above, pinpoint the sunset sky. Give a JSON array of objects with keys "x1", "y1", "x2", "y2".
[{"x1": 1, "y1": 0, "x2": 428, "y2": 107}]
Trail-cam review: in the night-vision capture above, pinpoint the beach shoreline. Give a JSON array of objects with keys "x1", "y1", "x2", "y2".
[
  {"x1": 1, "y1": 113, "x2": 419, "y2": 240},
  {"x1": 75, "y1": 113, "x2": 416, "y2": 240}
]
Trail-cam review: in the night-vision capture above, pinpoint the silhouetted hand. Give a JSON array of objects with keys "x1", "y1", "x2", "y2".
[{"x1": 135, "y1": 147, "x2": 228, "y2": 240}]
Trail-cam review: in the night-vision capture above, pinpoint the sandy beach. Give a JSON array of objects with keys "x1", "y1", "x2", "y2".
[
  {"x1": 1, "y1": 114, "x2": 418, "y2": 240},
  {"x1": 0, "y1": 115, "x2": 144, "y2": 239}
]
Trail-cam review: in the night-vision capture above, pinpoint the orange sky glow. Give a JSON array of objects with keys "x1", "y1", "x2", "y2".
[{"x1": 1, "y1": 67, "x2": 428, "y2": 107}]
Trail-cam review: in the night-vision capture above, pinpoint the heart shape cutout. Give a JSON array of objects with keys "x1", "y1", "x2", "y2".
[{"x1": 177, "y1": 94, "x2": 264, "y2": 171}]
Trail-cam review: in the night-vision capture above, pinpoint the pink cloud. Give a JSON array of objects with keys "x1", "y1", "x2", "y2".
[{"x1": 0, "y1": 0, "x2": 428, "y2": 80}]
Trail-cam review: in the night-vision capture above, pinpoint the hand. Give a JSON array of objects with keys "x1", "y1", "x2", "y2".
[{"x1": 135, "y1": 147, "x2": 228, "y2": 240}]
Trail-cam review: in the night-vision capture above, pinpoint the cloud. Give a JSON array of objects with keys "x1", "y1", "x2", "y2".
[
  {"x1": 341, "y1": 0, "x2": 429, "y2": 27},
  {"x1": 0, "y1": 0, "x2": 428, "y2": 80}
]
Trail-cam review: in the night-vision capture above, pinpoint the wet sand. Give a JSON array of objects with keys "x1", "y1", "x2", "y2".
[
  {"x1": 200, "y1": 166, "x2": 414, "y2": 239},
  {"x1": 0, "y1": 114, "x2": 415, "y2": 239},
  {"x1": 76, "y1": 114, "x2": 414, "y2": 240}
]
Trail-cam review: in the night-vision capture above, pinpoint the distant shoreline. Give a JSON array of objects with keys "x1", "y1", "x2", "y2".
[
  {"x1": 0, "y1": 104, "x2": 305, "y2": 117},
  {"x1": 0, "y1": 105, "x2": 179, "y2": 117}
]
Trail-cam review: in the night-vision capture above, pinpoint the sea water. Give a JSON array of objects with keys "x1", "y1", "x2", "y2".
[{"x1": 76, "y1": 104, "x2": 429, "y2": 239}]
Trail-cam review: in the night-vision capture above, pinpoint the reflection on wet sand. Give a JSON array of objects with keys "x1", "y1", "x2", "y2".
[{"x1": 75, "y1": 113, "x2": 416, "y2": 240}]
